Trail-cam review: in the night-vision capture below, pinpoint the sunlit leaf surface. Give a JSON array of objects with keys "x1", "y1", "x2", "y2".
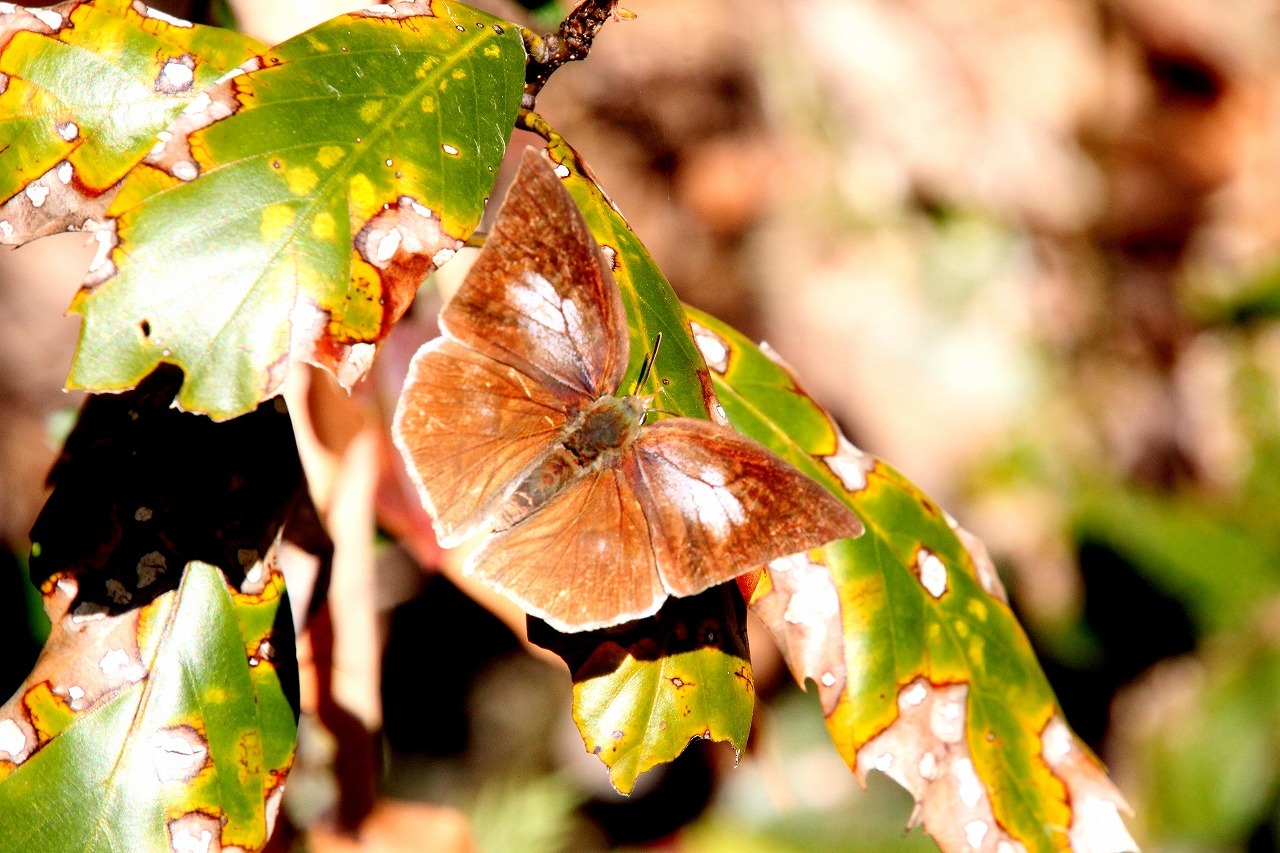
[
  {"x1": 687, "y1": 307, "x2": 1137, "y2": 853},
  {"x1": 0, "y1": 369, "x2": 303, "y2": 849},
  {"x1": 0, "y1": 562, "x2": 295, "y2": 851},
  {"x1": 0, "y1": 0, "x2": 263, "y2": 242},
  {"x1": 69, "y1": 0, "x2": 525, "y2": 418},
  {"x1": 530, "y1": 586, "x2": 752, "y2": 795}
]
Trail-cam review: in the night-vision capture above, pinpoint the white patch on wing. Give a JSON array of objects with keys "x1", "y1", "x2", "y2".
[
  {"x1": 515, "y1": 271, "x2": 567, "y2": 333},
  {"x1": 676, "y1": 475, "x2": 745, "y2": 538}
]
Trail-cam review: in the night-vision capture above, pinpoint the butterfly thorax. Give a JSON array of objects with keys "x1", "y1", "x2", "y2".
[
  {"x1": 495, "y1": 395, "x2": 646, "y2": 532},
  {"x1": 563, "y1": 394, "x2": 646, "y2": 462}
]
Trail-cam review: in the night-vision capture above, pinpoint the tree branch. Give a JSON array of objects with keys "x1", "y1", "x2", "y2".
[{"x1": 521, "y1": 0, "x2": 623, "y2": 109}]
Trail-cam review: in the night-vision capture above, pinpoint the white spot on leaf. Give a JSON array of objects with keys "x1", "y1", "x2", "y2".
[
  {"x1": 375, "y1": 228, "x2": 402, "y2": 262},
  {"x1": 823, "y1": 433, "x2": 873, "y2": 492},
  {"x1": 170, "y1": 825, "x2": 214, "y2": 853},
  {"x1": 965, "y1": 820, "x2": 988, "y2": 849},
  {"x1": 553, "y1": 163, "x2": 570, "y2": 178},
  {"x1": 172, "y1": 161, "x2": 198, "y2": 182},
  {"x1": 152, "y1": 727, "x2": 208, "y2": 782},
  {"x1": 917, "y1": 549, "x2": 948, "y2": 598},
  {"x1": 158, "y1": 58, "x2": 194, "y2": 93},
  {"x1": 0, "y1": 718, "x2": 27, "y2": 757},
  {"x1": 781, "y1": 565, "x2": 840, "y2": 624},
  {"x1": 901, "y1": 682, "x2": 927, "y2": 706},
  {"x1": 56, "y1": 161, "x2": 72, "y2": 184},
  {"x1": 55, "y1": 121, "x2": 78, "y2": 141},
  {"x1": 953, "y1": 757, "x2": 983, "y2": 808},
  {"x1": 441, "y1": 143, "x2": 460, "y2": 156},
  {"x1": 100, "y1": 648, "x2": 136, "y2": 678},
  {"x1": 0, "y1": 221, "x2": 12, "y2": 241},
  {"x1": 24, "y1": 184, "x2": 48, "y2": 207},
  {"x1": 1042, "y1": 716, "x2": 1073, "y2": 762},
  {"x1": 31, "y1": 8, "x2": 61, "y2": 29},
  {"x1": 181, "y1": 92, "x2": 212, "y2": 116},
  {"x1": 930, "y1": 697, "x2": 965, "y2": 744},
  {"x1": 690, "y1": 321, "x2": 730, "y2": 373},
  {"x1": 136, "y1": 3, "x2": 193, "y2": 26}
]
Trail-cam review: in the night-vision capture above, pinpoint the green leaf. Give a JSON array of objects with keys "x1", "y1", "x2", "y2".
[
  {"x1": 529, "y1": 585, "x2": 753, "y2": 795},
  {"x1": 1125, "y1": 637, "x2": 1280, "y2": 846},
  {"x1": 0, "y1": 371, "x2": 304, "y2": 848},
  {"x1": 69, "y1": 0, "x2": 526, "y2": 419},
  {"x1": 0, "y1": 561, "x2": 295, "y2": 851},
  {"x1": 1073, "y1": 482, "x2": 1280, "y2": 634},
  {"x1": 687, "y1": 307, "x2": 1136, "y2": 853},
  {"x1": 0, "y1": 0, "x2": 264, "y2": 242},
  {"x1": 522, "y1": 120, "x2": 754, "y2": 793}
]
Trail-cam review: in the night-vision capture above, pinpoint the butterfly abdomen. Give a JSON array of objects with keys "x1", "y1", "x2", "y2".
[{"x1": 494, "y1": 395, "x2": 645, "y2": 533}]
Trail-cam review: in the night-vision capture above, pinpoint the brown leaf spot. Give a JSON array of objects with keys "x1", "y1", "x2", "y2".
[
  {"x1": 83, "y1": 220, "x2": 120, "y2": 288},
  {"x1": 352, "y1": 195, "x2": 462, "y2": 337},
  {"x1": 857, "y1": 680, "x2": 1025, "y2": 853},
  {"x1": 751, "y1": 553, "x2": 845, "y2": 714},
  {"x1": 1039, "y1": 716, "x2": 1137, "y2": 852}
]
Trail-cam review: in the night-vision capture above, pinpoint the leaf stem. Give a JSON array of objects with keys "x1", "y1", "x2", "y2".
[{"x1": 521, "y1": 0, "x2": 623, "y2": 109}]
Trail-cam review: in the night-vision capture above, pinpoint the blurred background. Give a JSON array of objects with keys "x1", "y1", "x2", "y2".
[{"x1": 5, "y1": 0, "x2": 1280, "y2": 849}]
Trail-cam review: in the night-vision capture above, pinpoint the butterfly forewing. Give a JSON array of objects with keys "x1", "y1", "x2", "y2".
[
  {"x1": 463, "y1": 461, "x2": 667, "y2": 632},
  {"x1": 441, "y1": 148, "x2": 629, "y2": 404},
  {"x1": 630, "y1": 420, "x2": 865, "y2": 598},
  {"x1": 392, "y1": 338, "x2": 572, "y2": 547}
]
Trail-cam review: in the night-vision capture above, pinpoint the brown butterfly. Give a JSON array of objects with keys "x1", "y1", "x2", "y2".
[{"x1": 392, "y1": 147, "x2": 862, "y2": 632}]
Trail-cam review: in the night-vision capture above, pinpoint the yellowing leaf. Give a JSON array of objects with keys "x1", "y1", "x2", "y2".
[
  {"x1": 0, "y1": 0, "x2": 263, "y2": 242},
  {"x1": 688, "y1": 307, "x2": 1137, "y2": 853},
  {"x1": 69, "y1": 1, "x2": 525, "y2": 418}
]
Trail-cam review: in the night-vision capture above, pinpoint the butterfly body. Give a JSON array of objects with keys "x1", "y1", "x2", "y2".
[
  {"x1": 497, "y1": 393, "x2": 645, "y2": 531},
  {"x1": 394, "y1": 148, "x2": 863, "y2": 632}
]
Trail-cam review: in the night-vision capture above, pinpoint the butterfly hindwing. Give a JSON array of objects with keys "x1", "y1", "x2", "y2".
[
  {"x1": 463, "y1": 460, "x2": 667, "y2": 632},
  {"x1": 392, "y1": 337, "x2": 572, "y2": 547},
  {"x1": 441, "y1": 148, "x2": 630, "y2": 405},
  {"x1": 630, "y1": 419, "x2": 865, "y2": 598}
]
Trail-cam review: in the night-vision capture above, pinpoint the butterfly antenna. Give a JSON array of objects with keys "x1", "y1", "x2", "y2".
[{"x1": 634, "y1": 332, "x2": 663, "y2": 394}]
